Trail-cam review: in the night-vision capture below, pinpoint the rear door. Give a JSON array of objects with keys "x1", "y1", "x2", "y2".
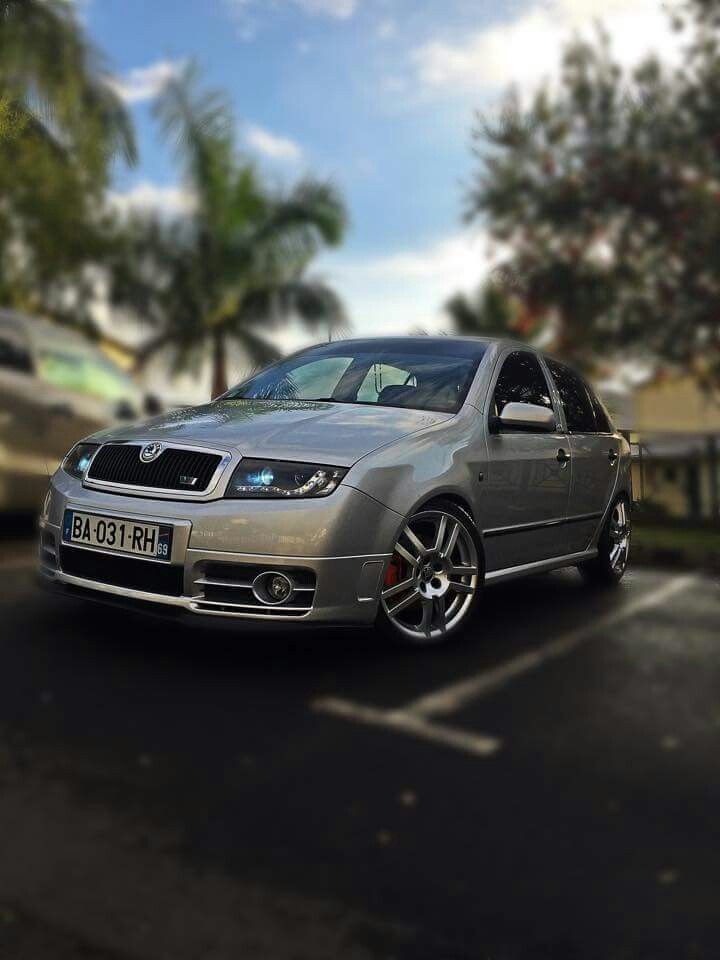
[
  {"x1": 483, "y1": 349, "x2": 572, "y2": 571},
  {"x1": 544, "y1": 359, "x2": 620, "y2": 554}
]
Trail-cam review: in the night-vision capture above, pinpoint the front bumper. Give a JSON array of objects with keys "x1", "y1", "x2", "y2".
[{"x1": 38, "y1": 472, "x2": 403, "y2": 626}]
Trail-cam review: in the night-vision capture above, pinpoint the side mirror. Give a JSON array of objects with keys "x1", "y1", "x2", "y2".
[{"x1": 492, "y1": 401, "x2": 557, "y2": 433}]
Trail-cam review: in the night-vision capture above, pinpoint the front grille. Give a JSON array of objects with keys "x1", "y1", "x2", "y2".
[
  {"x1": 87, "y1": 444, "x2": 223, "y2": 493},
  {"x1": 192, "y1": 561, "x2": 316, "y2": 617},
  {"x1": 60, "y1": 545, "x2": 184, "y2": 596}
]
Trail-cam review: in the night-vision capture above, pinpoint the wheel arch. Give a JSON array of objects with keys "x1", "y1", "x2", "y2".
[
  {"x1": 415, "y1": 491, "x2": 476, "y2": 523},
  {"x1": 394, "y1": 491, "x2": 486, "y2": 578}
]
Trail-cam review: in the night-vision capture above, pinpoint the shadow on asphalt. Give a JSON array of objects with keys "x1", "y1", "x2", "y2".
[
  {"x1": 3, "y1": 561, "x2": 716, "y2": 960},
  {"x1": 14, "y1": 566, "x2": 655, "y2": 725}
]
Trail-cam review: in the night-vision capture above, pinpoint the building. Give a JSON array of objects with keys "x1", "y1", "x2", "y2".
[{"x1": 601, "y1": 373, "x2": 720, "y2": 521}]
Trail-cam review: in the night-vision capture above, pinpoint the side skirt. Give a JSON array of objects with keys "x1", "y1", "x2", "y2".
[{"x1": 484, "y1": 549, "x2": 598, "y2": 586}]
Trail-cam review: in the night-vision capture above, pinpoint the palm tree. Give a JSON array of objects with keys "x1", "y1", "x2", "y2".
[
  {"x1": 0, "y1": 0, "x2": 136, "y2": 173},
  {"x1": 113, "y1": 65, "x2": 348, "y2": 399},
  {"x1": 0, "y1": 0, "x2": 136, "y2": 329}
]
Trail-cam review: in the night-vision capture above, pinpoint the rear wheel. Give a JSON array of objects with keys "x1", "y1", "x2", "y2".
[
  {"x1": 579, "y1": 497, "x2": 631, "y2": 586},
  {"x1": 377, "y1": 501, "x2": 482, "y2": 645}
]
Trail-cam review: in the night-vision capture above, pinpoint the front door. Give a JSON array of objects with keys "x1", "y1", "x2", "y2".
[
  {"x1": 483, "y1": 350, "x2": 572, "y2": 571},
  {"x1": 544, "y1": 359, "x2": 620, "y2": 554}
]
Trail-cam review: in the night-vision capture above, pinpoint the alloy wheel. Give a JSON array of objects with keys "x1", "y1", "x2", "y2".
[
  {"x1": 608, "y1": 499, "x2": 631, "y2": 574},
  {"x1": 381, "y1": 508, "x2": 479, "y2": 643}
]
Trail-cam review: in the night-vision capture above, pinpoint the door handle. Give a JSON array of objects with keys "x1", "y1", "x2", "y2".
[
  {"x1": 556, "y1": 448, "x2": 570, "y2": 465},
  {"x1": 608, "y1": 448, "x2": 618, "y2": 466}
]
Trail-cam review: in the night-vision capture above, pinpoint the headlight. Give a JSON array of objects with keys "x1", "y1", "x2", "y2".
[
  {"x1": 225, "y1": 459, "x2": 347, "y2": 499},
  {"x1": 62, "y1": 443, "x2": 99, "y2": 480}
]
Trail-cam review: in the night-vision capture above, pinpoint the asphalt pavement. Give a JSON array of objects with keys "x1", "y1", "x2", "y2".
[{"x1": 0, "y1": 526, "x2": 718, "y2": 959}]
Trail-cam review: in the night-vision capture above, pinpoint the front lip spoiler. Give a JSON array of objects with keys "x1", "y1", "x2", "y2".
[
  {"x1": 38, "y1": 574, "x2": 366, "y2": 632},
  {"x1": 41, "y1": 567, "x2": 315, "y2": 621}
]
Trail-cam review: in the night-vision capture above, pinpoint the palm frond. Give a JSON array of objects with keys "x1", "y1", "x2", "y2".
[
  {"x1": 153, "y1": 63, "x2": 234, "y2": 218},
  {"x1": 0, "y1": 0, "x2": 136, "y2": 168},
  {"x1": 228, "y1": 279, "x2": 347, "y2": 334},
  {"x1": 250, "y1": 179, "x2": 348, "y2": 255},
  {"x1": 233, "y1": 327, "x2": 282, "y2": 371}
]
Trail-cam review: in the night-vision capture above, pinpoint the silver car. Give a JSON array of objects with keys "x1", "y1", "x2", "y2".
[{"x1": 39, "y1": 337, "x2": 632, "y2": 645}]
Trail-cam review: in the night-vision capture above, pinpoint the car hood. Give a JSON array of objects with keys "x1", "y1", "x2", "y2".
[{"x1": 88, "y1": 398, "x2": 453, "y2": 467}]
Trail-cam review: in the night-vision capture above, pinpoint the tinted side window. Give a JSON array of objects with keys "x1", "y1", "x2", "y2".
[
  {"x1": 0, "y1": 327, "x2": 33, "y2": 375},
  {"x1": 493, "y1": 351, "x2": 553, "y2": 416},
  {"x1": 546, "y1": 360, "x2": 596, "y2": 433},
  {"x1": 588, "y1": 388, "x2": 613, "y2": 434}
]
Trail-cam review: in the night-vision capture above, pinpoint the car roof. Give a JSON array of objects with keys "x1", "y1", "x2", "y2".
[
  {"x1": 317, "y1": 334, "x2": 543, "y2": 351},
  {"x1": 0, "y1": 309, "x2": 105, "y2": 355},
  {"x1": 313, "y1": 336, "x2": 579, "y2": 374},
  {"x1": 299, "y1": 335, "x2": 508, "y2": 359}
]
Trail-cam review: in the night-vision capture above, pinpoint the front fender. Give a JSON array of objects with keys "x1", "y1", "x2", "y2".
[{"x1": 344, "y1": 406, "x2": 486, "y2": 524}]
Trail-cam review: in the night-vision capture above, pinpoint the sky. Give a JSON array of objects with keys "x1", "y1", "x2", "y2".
[{"x1": 85, "y1": 0, "x2": 680, "y2": 357}]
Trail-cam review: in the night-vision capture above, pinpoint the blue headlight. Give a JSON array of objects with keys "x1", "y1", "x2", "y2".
[
  {"x1": 226, "y1": 459, "x2": 347, "y2": 499},
  {"x1": 62, "y1": 443, "x2": 100, "y2": 481}
]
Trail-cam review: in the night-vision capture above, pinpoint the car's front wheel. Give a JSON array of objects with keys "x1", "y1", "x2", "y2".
[
  {"x1": 377, "y1": 500, "x2": 482, "y2": 645},
  {"x1": 579, "y1": 496, "x2": 631, "y2": 586}
]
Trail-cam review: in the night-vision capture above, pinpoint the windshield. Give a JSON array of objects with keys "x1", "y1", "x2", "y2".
[{"x1": 226, "y1": 340, "x2": 486, "y2": 414}]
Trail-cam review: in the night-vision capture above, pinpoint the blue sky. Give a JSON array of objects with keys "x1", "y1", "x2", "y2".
[{"x1": 86, "y1": 0, "x2": 676, "y2": 347}]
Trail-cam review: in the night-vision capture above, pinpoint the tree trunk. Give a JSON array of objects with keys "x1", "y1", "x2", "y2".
[{"x1": 211, "y1": 332, "x2": 228, "y2": 400}]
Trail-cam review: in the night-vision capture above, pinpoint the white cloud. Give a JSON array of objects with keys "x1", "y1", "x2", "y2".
[
  {"x1": 377, "y1": 17, "x2": 397, "y2": 40},
  {"x1": 227, "y1": 0, "x2": 357, "y2": 25},
  {"x1": 245, "y1": 124, "x2": 303, "y2": 161},
  {"x1": 108, "y1": 182, "x2": 196, "y2": 218},
  {"x1": 108, "y1": 60, "x2": 184, "y2": 104},
  {"x1": 293, "y1": 0, "x2": 357, "y2": 17},
  {"x1": 317, "y1": 230, "x2": 498, "y2": 337},
  {"x1": 413, "y1": 0, "x2": 681, "y2": 97}
]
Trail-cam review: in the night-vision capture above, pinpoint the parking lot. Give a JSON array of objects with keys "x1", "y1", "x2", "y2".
[{"x1": 1, "y1": 528, "x2": 719, "y2": 959}]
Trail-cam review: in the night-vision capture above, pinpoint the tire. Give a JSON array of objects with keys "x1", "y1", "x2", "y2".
[
  {"x1": 376, "y1": 499, "x2": 484, "y2": 646},
  {"x1": 579, "y1": 496, "x2": 631, "y2": 586}
]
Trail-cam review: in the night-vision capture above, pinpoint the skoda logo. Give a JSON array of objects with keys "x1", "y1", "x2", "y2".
[{"x1": 140, "y1": 442, "x2": 163, "y2": 464}]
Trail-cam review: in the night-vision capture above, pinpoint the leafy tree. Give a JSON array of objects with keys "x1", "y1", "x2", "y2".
[
  {"x1": 467, "y1": 0, "x2": 720, "y2": 383},
  {"x1": 0, "y1": 0, "x2": 136, "y2": 331},
  {"x1": 112, "y1": 66, "x2": 348, "y2": 398}
]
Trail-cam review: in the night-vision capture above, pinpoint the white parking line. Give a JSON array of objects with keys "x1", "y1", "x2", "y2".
[
  {"x1": 313, "y1": 697, "x2": 502, "y2": 757},
  {"x1": 407, "y1": 574, "x2": 698, "y2": 718},
  {"x1": 312, "y1": 574, "x2": 697, "y2": 758}
]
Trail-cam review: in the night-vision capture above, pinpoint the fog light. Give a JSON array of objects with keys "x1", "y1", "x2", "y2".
[
  {"x1": 268, "y1": 574, "x2": 291, "y2": 602},
  {"x1": 253, "y1": 571, "x2": 294, "y2": 605}
]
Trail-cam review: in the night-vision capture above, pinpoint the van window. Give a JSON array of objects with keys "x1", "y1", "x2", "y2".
[
  {"x1": 0, "y1": 326, "x2": 33, "y2": 375},
  {"x1": 37, "y1": 348, "x2": 135, "y2": 403}
]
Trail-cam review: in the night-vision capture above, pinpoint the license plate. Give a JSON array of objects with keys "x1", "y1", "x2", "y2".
[{"x1": 62, "y1": 510, "x2": 173, "y2": 562}]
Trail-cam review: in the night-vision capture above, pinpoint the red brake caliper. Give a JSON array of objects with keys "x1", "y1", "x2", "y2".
[{"x1": 384, "y1": 556, "x2": 403, "y2": 588}]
